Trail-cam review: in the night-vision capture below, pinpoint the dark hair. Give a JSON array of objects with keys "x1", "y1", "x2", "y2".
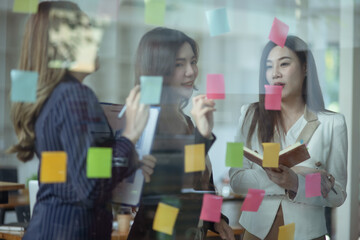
[
  {"x1": 134, "y1": 27, "x2": 198, "y2": 109},
  {"x1": 244, "y1": 35, "x2": 326, "y2": 144}
]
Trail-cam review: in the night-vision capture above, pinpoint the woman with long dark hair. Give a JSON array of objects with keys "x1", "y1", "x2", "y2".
[
  {"x1": 229, "y1": 36, "x2": 347, "y2": 240},
  {"x1": 8, "y1": 2, "x2": 155, "y2": 239},
  {"x1": 127, "y1": 27, "x2": 234, "y2": 240}
]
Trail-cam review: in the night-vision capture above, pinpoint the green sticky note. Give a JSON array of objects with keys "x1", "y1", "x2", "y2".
[
  {"x1": 226, "y1": 142, "x2": 243, "y2": 167},
  {"x1": 86, "y1": 147, "x2": 112, "y2": 178},
  {"x1": 11, "y1": 70, "x2": 38, "y2": 103},
  {"x1": 140, "y1": 76, "x2": 163, "y2": 104},
  {"x1": 144, "y1": 0, "x2": 166, "y2": 25},
  {"x1": 13, "y1": 0, "x2": 38, "y2": 14}
]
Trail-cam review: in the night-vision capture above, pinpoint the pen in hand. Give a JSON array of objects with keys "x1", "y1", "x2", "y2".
[{"x1": 118, "y1": 105, "x2": 126, "y2": 118}]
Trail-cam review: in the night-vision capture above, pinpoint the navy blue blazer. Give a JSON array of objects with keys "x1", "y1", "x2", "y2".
[{"x1": 23, "y1": 74, "x2": 138, "y2": 240}]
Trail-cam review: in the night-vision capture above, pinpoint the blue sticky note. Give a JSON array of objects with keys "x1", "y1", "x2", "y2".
[
  {"x1": 206, "y1": 8, "x2": 230, "y2": 37},
  {"x1": 140, "y1": 76, "x2": 163, "y2": 104},
  {"x1": 11, "y1": 70, "x2": 38, "y2": 103}
]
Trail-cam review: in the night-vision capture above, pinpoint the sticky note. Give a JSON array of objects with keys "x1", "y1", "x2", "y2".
[
  {"x1": 226, "y1": 142, "x2": 243, "y2": 167},
  {"x1": 144, "y1": 0, "x2": 166, "y2": 26},
  {"x1": 13, "y1": 0, "x2": 38, "y2": 14},
  {"x1": 240, "y1": 189, "x2": 265, "y2": 212},
  {"x1": 184, "y1": 144, "x2": 205, "y2": 173},
  {"x1": 86, "y1": 147, "x2": 112, "y2": 178},
  {"x1": 206, "y1": 8, "x2": 230, "y2": 37},
  {"x1": 97, "y1": 0, "x2": 119, "y2": 20},
  {"x1": 200, "y1": 194, "x2": 223, "y2": 222},
  {"x1": 305, "y1": 173, "x2": 321, "y2": 198},
  {"x1": 265, "y1": 85, "x2": 282, "y2": 110},
  {"x1": 268, "y1": 17, "x2": 289, "y2": 48},
  {"x1": 278, "y1": 223, "x2": 295, "y2": 240},
  {"x1": 40, "y1": 151, "x2": 67, "y2": 183},
  {"x1": 262, "y1": 143, "x2": 280, "y2": 168},
  {"x1": 206, "y1": 74, "x2": 225, "y2": 99},
  {"x1": 11, "y1": 70, "x2": 38, "y2": 103},
  {"x1": 153, "y1": 202, "x2": 179, "y2": 235},
  {"x1": 140, "y1": 76, "x2": 163, "y2": 104}
]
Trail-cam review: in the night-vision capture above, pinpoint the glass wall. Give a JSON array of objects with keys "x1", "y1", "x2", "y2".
[{"x1": 0, "y1": 0, "x2": 358, "y2": 239}]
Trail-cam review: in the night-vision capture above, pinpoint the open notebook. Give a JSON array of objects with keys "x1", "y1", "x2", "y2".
[{"x1": 243, "y1": 142, "x2": 310, "y2": 168}]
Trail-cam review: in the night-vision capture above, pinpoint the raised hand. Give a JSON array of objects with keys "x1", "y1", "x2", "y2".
[
  {"x1": 190, "y1": 95, "x2": 216, "y2": 139},
  {"x1": 122, "y1": 85, "x2": 150, "y2": 144}
]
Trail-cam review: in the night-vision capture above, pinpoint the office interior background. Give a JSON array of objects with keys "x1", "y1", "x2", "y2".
[{"x1": 0, "y1": 0, "x2": 359, "y2": 239}]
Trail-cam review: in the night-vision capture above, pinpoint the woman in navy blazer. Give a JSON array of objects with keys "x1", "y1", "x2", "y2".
[{"x1": 8, "y1": 2, "x2": 155, "y2": 239}]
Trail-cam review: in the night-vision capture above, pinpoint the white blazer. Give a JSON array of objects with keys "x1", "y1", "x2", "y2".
[{"x1": 229, "y1": 104, "x2": 348, "y2": 240}]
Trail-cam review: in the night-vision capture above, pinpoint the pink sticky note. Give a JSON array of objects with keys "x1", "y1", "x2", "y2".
[
  {"x1": 305, "y1": 173, "x2": 321, "y2": 198},
  {"x1": 206, "y1": 74, "x2": 225, "y2": 99},
  {"x1": 199, "y1": 194, "x2": 223, "y2": 222},
  {"x1": 241, "y1": 189, "x2": 265, "y2": 212},
  {"x1": 268, "y1": 17, "x2": 289, "y2": 48},
  {"x1": 265, "y1": 85, "x2": 282, "y2": 110}
]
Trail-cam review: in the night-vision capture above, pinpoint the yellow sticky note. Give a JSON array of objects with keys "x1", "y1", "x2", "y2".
[
  {"x1": 278, "y1": 223, "x2": 295, "y2": 240},
  {"x1": 262, "y1": 143, "x2": 280, "y2": 168},
  {"x1": 40, "y1": 151, "x2": 67, "y2": 183},
  {"x1": 144, "y1": 0, "x2": 166, "y2": 25},
  {"x1": 153, "y1": 202, "x2": 179, "y2": 235},
  {"x1": 184, "y1": 144, "x2": 205, "y2": 173},
  {"x1": 13, "y1": 0, "x2": 38, "y2": 14}
]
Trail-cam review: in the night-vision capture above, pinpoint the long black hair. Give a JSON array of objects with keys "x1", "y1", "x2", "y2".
[
  {"x1": 244, "y1": 35, "x2": 326, "y2": 144},
  {"x1": 134, "y1": 27, "x2": 199, "y2": 110}
]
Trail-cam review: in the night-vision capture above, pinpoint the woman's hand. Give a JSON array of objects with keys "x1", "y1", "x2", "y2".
[
  {"x1": 318, "y1": 170, "x2": 335, "y2": 198},
  {"x1": 140, "y1": 155, "x2": 157, "y2": 183},
  {"x1": 264, "y1": 165, "x2": 298, "y2": 192},
  {"x1": 190, "y1": 95, "x2": 216, "y2": 139},
  {"x1": 122, "y1": 85, "x2": 150, "y2": 144},
  {"x1": 292, "y1": 166, "x2": 335, "y2": 198},
  {"x1": 214, "y1": 219, "x2": 235, "y2": 240}
]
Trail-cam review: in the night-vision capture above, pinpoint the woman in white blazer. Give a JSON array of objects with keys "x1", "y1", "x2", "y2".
[{"x1": 229, "y1": 36, "x2": 347, "y2": 240}]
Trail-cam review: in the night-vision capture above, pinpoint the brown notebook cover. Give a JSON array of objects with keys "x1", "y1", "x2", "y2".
[{"x1": 243, "y1": 142, "x2": 310, "y2": 168}]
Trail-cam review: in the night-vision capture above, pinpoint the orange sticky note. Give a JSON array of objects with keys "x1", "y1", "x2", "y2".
[
  {"x1": 262, "y1": 143, "x2": 280, "y2": 168},
  {"x1": 153, "y1": 202, "x2": 179, "y2": 235},
  {"x1": 184, "y1": 144, "x2": 205, "y2": 173},
  {"x1": 40, "y1": 151, "x2": 67, "y2": 183},
  {"x1": 278, "y1": 223, "x2": 295, "y2": 240}
]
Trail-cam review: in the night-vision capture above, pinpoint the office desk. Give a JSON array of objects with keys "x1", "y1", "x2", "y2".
[
  {"x1": 111, "y1": 228, "x2": 245, "y2": 240},
  {"x1": 0, "y1": 230, "x2": 24, "y2": 240},
  {"x1": 0, "y1": 182, "x2": 26, "y2": 225},
  {"x1": 0, "y1": 182, "x2": 24, "y2": 204}
]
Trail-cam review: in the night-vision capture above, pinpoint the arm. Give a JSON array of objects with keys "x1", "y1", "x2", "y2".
[
  {"x1": 229, "y1": 105, "x2": 284, "y2": 196},
  {"x1": 57, "y1": 84, "x2": 138, "y2": 204},
  {"x1": 289, "y1": 114, "x2": 348, "y2": 207}
]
